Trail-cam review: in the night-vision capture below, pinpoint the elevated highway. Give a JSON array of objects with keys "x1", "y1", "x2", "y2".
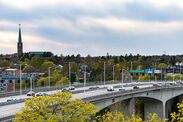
[{"x1": 0, "y1": 81, "x2": 182, "y2": 121}]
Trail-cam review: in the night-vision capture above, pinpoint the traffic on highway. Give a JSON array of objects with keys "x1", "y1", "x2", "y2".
[{"x1": 0, "y1": 80, "x2": 183, "y2": 120}]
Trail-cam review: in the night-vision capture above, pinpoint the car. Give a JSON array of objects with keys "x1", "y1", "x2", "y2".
[
  {"x1": 36, "y1": 92, "x2": 48, "y2": 96},
  {"x1": 61, "y1": 87, "x2": 70, "y2": 92},
  {"x1": 107, "y1": 86, "x2": 114, "y2": 91},
  {"x1": 68, "y1": 86, "x2": 75, "y2": 90},
  {"x1": 27, "y1": 91, "x2": 35, "y2": 96},
  {"x1": 153, "y1": 83, "x2": 161, "y2": 87},
  {"x1": 7, "y1": 96, "x2": 17, "y2": 102},
  {"x1": 133, "y1": 86, "x2": 139, "y2": 89},
  {"x1": 89, "y1": 86, "x2": 100, "y2": 90},
  {"x1": 119, "y1": 86, "x2": 125, "y2": 91},
  {"x1": 169, "y1": 82, "x2": 177, "y2": 85}
]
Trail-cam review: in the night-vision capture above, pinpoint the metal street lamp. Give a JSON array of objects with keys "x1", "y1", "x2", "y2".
[
  {"x1": 121, "y1": 68, "x2": 124, "y2": 84},
  {"x1": 84, "y1": 65, "x2": 86, "y2": 93},
  {"x1": 104, "y1": 62, "x2": 106, "y2": 85},
  {"x1": 48, "y1": 67, "x2": 51, "y2": 88},
  {"x1": 19, "y1": 64, "x2": 22, "y2": 95},
  {"x1": 173, "y1": 67, "x2": 175, "y2": 82},
  {"x1": 113, "y1": 65, "x2": 115, "y2": 82},
  {"x1": 130, "y1": 61, "x2": 133, "y2": 82},
  {"x1": 180, "y1": 65, "x2": 182, "y2": 81}
]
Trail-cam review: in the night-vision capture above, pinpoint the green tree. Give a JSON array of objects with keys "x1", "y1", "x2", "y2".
[
  {"x1": 30, "y1": 56, "x2": 45, "y2": 69},
  {"x1": 14, "y1": 91, "x2": 97, "y2": 122},
  {"x1": 157, "y1": 63, "x2": 167, "y2": 69},
  {"x1": 36, "y1": 77, "x2": 49, "y2": 87},
  {"x1": 0, "y1": 59, "x2": 10, "y2": 68},
  {"x1": 41, "y1": 61, "x2": 56, "y2": 73},
  {"x1": 56, "y1": 77, "x2": 69, "y2": 85}
]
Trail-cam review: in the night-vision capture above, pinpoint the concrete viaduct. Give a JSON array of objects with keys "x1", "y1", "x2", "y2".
[{"x1": 83, "y1": 85, "x2": 183, "y2": 120}]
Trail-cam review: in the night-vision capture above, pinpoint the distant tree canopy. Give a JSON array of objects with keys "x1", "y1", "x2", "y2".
[{"x1": 2, "y1": 53, "x2": 183, "y2": 83}]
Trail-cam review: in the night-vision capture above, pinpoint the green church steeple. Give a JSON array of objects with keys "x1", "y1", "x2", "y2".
[
  {"x1": 17, "y1": 24, "x2": 23, "y2": 58},
  {"x1": 18, "y1": 24, "x2": 22, "y2": 43}
]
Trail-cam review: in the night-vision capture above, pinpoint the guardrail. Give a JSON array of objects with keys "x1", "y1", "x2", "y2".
[
  {"x1": 1, "y1": 83, "x2": 182, "y2": 121},
  {"x1": 0, "y1": 114, "x2": 14, "y2": 122},
  {"x1": 0, "y1": 81, "x2": 122, "y2": 98}
]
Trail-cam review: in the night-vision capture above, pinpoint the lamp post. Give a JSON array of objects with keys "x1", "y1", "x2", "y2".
[
  {"x1": 19, "y1": 64, "x2": 22, "y2": 95},
  {"x1": 113, "y1": 65, "x2": 115, "y2": 82},
  {"x1": 69, "y1": 62, "x2": 71, "y2": 87},
  {"x1": 130, "y1": 61, "x2": 133, "y2": 82},
  {"x1": 180, "y1": 64, "x2": 182, "y2": 81},
  {"x1": 30, "y1": 74, "x2": 33, "y2": 92},
  {"x1": 121, "y1": 68, "x2": 124, "y2": 84},
  {"x1": 48, "y1": 67, "x2": 51, "y2": 88},
  {"x1": 154, "y1": 63, "x2": 157, "y2": 82},
  {"x1": 173, "y1": 67, "x2": 175, "y2": 82},
  {"x1": 84, "y1": 65, "x2": 86, "y2": 93},
  {"x1": 104, "y1": 62, "x2": 106, "y2": 85}
]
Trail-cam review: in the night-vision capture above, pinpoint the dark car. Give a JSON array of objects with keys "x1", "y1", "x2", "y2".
[
  {"x1": 133, "y1": 86, "x2": 139, "y2": 89},
  {"x1": 89, "y1": 86, "x2": 100, "y2": 90}
]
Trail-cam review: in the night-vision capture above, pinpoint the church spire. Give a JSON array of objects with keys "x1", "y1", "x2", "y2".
[
  {"x1": 18, "y1": 24, "x2": 22, "y2": 43},
  {"x1": 17, "y1": 24, "x2": 23, "y2": 58}
]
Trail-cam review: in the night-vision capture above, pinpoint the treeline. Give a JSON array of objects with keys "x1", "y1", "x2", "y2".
[{"x1": 1, "y1": 53, "x2": 183, "y2": 86}]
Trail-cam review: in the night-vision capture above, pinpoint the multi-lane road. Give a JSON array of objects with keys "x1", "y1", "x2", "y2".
[{"x1": 0, "y1": 81, "x2": 180, "y2": 120}]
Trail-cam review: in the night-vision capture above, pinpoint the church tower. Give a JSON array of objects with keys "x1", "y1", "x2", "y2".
[{"x1": 17, "y1": 24, "x2": 23, "y2": 58}]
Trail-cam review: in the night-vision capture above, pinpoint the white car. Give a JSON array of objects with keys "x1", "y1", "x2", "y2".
[
  {"x1": 36, "y1": 92, "x2": 48, "y2": 96},
  {"x1": 153, "y1": 83, "x2": 161, "y2": 87},
  {"x1": 7, "y1": 96, "x2": 17, "y2": 102},
  {"x1": 68, "y1": 86, "x2": 75, "y2": 90},
  {"x1": 107, "y1": 86, "x2": 114, "y2": 91},
  {"x1": 119, "y1": 86, "x2": 125, "y2": 91},
  {"x1": 27, "y1": 91, "x2": 35, "y2": 96}
]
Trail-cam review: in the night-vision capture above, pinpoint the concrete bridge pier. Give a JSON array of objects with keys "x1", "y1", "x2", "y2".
[
  {"x1": 143, "y1": 98, "x2": 164, "y2": 120},
  {"x1": 129, "y1": 97, "x2": 135, "y2": 115}
]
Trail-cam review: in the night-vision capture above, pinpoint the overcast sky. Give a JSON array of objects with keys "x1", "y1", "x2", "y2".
[{"x1": 1, "y1": 0, "x2": 183, "y2": 56}]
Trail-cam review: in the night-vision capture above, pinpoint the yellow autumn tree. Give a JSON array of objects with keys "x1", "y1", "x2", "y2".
[
  {"x1": 14, "y1": 91, "x2": 98, "y2": 122},
  {"x1": 96, "y1": 111, "x2": 142, "y2": 122},
  {"x1": 171, "y1": 101, "x2": 183, "y2": 122}
]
